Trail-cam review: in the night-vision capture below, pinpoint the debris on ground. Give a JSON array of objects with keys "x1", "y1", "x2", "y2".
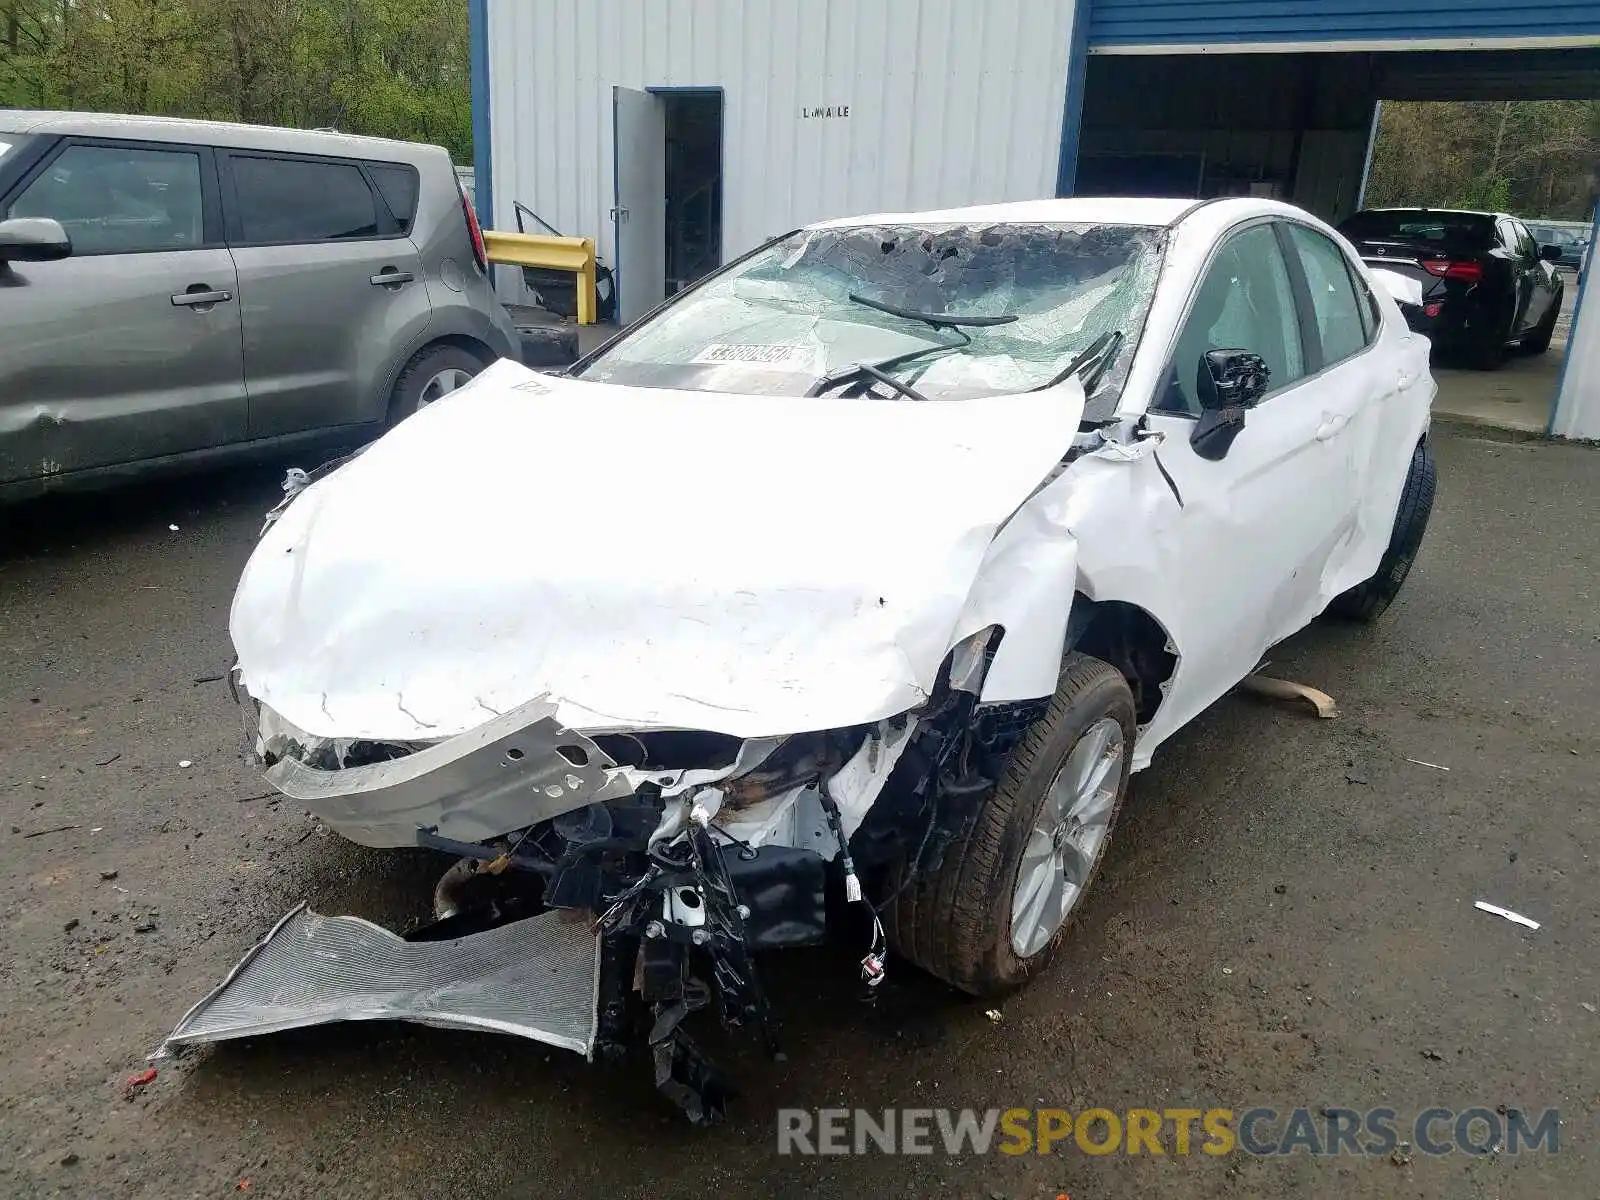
[
  {"x1": 1421, "y1": 1048, "x2": 1444, "y2": 1061},
  {"x1": 1581, "y1": 1003, "x2": 1596, "y2": 1014},
  {"x1": 99, "y1": 870, "x2": 118, "y2": 881},
  {"x1": 985, "y1": 1009, "x2": 1003, "y2": 1023},
  {"x1": 1405, "y1": 757, "x2": 1451, "y2": 771},
  {"x1": 178, "y1": 760, "x2": 193, "y2": 769},
  {"x1": 123, "y1": 1067, "x2": 158, "y2": 1099},
  {"x1": 93, "y1": 753, "x2": 121, "y2": 767},
  {"x1": 1391, "y1": 1142, "x2": 1414, "y2": 1166},
  {"x1": 1239, "y1": 674, "x2": 1338, "y2": 718},
  {"x1": 63, "y1": 919, "x2": 79, "y2": 932},
  {"x1": 1474, "y1": 901, "x2": 1540, "y2": 930},
  {"x1": 168, "y1": 524, "x2": 179, "y2": 532},
  {"x1": 23, "y1": 825, "x2": 78, "y2": 839}
]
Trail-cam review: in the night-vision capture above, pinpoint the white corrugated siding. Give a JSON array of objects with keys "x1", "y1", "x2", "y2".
[
  {"x1": 485, "y1": 0, "x2": 1077, "y2": 282},
  {"x1": 1552, "y1": 218, "x2": 1600, "y2": 439}
]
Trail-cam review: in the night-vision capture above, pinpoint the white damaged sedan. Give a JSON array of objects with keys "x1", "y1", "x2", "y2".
[{"x1": 164, "y1": 197, "x2": 1436, "y2": 1122}]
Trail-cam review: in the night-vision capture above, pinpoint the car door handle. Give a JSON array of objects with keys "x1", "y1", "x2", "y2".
[
  {"x1": 1316, "y1": 413, "x2": 1349, "y2": 441},
  {"x1": 370, "y1": 270, "x2": 415, "y2": 286},
  {"x1": 171, "y1": 288, "x2": 232, "y2": 306}
]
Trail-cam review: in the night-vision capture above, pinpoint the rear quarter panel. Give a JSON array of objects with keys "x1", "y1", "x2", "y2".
[{"x1": 409, "y1": 148, "x2": 516, "y2": 362}]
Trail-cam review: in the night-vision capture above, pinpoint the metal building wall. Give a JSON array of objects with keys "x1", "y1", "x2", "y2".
[{"x1": 482, "y1": 0, "x2": 1079, "y2": 271}]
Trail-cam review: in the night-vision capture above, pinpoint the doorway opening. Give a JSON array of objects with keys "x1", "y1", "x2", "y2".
[{"x1": 659, "y1": 89, "x2": 724, "y2": 296}]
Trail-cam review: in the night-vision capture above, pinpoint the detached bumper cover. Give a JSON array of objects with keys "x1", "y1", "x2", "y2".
[{"x1": 158, "y1": 905, "x2": 601, "y2": 1058}]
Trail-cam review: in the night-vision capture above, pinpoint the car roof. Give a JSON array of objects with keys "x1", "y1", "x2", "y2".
[
  {"x1": 0, "y1": 109, "x2": 441, "y2": 160},
  {"x1": 806, "y1": 196, "x2": 1199, "y2": 231},
  {"x1": 1350, "y1": 207, "x2": 1507, "y2": 220}
]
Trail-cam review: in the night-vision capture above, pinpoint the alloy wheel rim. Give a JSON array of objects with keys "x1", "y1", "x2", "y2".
[
  {"x1": 1009, "y1": 716, "x2": 1125, "y2": 958},
  {"x1": 417, "y1": 367, "x2": 475, "y2": 410}
]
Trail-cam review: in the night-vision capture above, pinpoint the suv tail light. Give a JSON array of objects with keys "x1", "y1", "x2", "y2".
[
  {"x1": 459, "y1": 183, "x2": 488, "y2": 274},
  {"x1": 1420, "y1": 259, "x2": 1483, "y2": 283}
]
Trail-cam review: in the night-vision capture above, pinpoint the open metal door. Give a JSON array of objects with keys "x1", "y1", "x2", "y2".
[{"x1": 612, "y1": 87, "x2": 666, "y2": 327}]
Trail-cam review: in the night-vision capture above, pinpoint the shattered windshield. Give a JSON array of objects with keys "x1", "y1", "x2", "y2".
[{"x1": 578, "y1": 222, "x2": 1165, "y2": 401}]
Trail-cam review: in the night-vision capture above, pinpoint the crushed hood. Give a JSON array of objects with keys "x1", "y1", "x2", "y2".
[{"x1": 231, "y1": 359, "x2": 1083, "y2": 741}]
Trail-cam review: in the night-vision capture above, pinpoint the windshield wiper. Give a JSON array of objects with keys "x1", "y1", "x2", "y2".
[
  {"x1": 847, "y1": 292, "x2": 1020, "y2": 330},
  {"x1": 806, "y1": 342, "x2": 958, "y2": 399},
  {"x1": 1030, "y1": 330, "x2": 1125, "y2": 394}
]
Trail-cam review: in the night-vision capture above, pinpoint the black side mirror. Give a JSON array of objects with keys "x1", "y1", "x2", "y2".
[
  {"x1": 1190, "y1": 349, "x2": 1270, "y2": 461},
  {"x1": 0, "y1": 217, "x2": 72, "y2": 264},
  {"x1": 1539, "y1": 243, "x2": 1563, "y2": 263}
]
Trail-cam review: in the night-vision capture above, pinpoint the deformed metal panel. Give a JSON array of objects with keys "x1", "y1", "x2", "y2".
[
  {"x1": 159, "y1": 906, "x2": 602, "y2": 1058},
  {"x1": 483, "y1": 0, "x2": 1079, "y2": 289},
  {"x1": 257, "y1": 694, "x2": 629, "y2": 849}
]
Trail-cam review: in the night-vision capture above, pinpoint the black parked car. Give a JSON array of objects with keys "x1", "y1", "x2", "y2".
[
  {"x1": 1524, "y1": 221, "x2": 1589, "y2": 273},
  {"x1": 1337, "y1": 208, "x2": 1564, "y2": 369}
]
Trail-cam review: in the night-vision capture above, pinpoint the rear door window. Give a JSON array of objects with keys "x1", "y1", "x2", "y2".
[
  {"x1": 6, "y1": 142, "x2": 205, "y2": 254},
  {"x1": 1285, "y1": 224, "x2": 1372, "y2": 365},
  {"x1": 366, "y1": 163, "x2": 419, "y2": 233},
  {"x1": 229, "y1": 154, "x2": 382, "y2": 245}
]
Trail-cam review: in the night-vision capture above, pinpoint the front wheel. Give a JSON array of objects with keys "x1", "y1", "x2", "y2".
[{"x1": 885, "y1": 653, "x2": 1136, "y2": 997}]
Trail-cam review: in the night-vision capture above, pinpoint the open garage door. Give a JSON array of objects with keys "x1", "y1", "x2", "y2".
[{"x1": 1071, "y1": 39, "x2": 1600, "y2": 437}]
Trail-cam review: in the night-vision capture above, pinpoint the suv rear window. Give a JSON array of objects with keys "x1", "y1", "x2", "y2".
[
  {"x1": 367, "y1": 164, "x2": 418, "y2": 232},
  {"x1": 230, "y1": 154, "x2": 381, "y2": 244},
  {"x1": 1339, "y1": 210, "x2": 1494, "y2": 254}
]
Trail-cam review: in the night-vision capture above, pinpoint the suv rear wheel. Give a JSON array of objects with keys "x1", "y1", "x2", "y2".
[
  {"x1": 885, "y1": 653, "x2": 1136, "y2": 997},
  {"x1": 387, "y1": 344, "x2": 486, "y2": 428}
]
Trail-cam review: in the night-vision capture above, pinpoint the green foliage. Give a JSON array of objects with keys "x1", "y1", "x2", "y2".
[
  {"x1": 0, "y1": 0, "x2": 472, "y2": 162},
  {"x1": 1366, "y1": 99, "x2": 1598, "y2": 221}
]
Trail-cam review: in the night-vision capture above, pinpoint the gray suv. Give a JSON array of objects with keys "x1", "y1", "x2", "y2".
[{"x1": 0, "y1": 111, "x2": 520, "y2": 499}]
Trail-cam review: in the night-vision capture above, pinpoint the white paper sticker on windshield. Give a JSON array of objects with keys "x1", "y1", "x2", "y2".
[
  {"x1": 692, "y1": 343, "x2": 812, "y2": 369},
  {"x1": 0, "y1": 141, "x2": 12, "y2": 160}
]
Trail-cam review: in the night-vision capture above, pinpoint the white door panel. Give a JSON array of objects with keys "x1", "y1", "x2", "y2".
[{"x1": 612, "y1": 87, "x2": 666, "y2": 327}]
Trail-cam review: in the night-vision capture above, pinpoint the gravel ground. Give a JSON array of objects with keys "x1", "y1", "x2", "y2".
[{"x1": 1, "y1": 426, "x2": 1596, "y2": 1199}]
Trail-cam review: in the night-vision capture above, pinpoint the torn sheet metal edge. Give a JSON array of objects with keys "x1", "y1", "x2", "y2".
[
  {"x1": 1474, "y1": 900, "x2": 1540, "y2": 930},
  {"x1": 262, "y1": 694, "x2": 629, "y2": 849},
  {"x1": 830, "y1": 718, "x2": 919, "y2": 839},
  {"x1": 157, "y1": 903, "x2": 602, "y2": 1059},
  {"x1": 154, "y1": 902, "x2": 310, "y2": 1059}
]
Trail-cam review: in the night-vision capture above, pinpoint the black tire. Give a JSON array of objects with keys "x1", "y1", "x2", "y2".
[
  {"x1": 1328, "y1": 439, "x2": 1436, "y2": 622},
  {"x1": 1469, "y1": 305, "x2": 1513, "y2": 370},
  {"x1": 1521, "y1": 292, "x2": 1561, "y2": 355},
  {"x1": 885, "y1": 653, "x2": 1136, "y2": 998},
  {"x1": 386, "y1": 344, "x2": 486, "y2": 428}
]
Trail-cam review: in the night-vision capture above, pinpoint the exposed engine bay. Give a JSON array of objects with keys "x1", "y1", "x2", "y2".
[{"x1": 163, "y1": 632, "x2": 1044, "y2": 1124}]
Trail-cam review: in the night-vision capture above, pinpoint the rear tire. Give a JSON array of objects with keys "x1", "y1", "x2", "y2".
[
  {"x1": 885, "y1": 653, "x2": 1136, "y2": 998},
  {"x1": 1469, "y1": 322, "x2": 1509, "y2": 371},
  {"x1": 386, "y1": 344, "x2": 487, "y2": 428},
  {"x1": 1521, "y1": 293, "x2": 1561, "y2": 355},
  {"x1": 1328, "y1": 439, "x2": 1436, "y2": 622}
]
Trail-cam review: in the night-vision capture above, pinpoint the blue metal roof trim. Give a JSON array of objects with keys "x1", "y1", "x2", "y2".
[
  {"x1": 468, "y1": 0, "x2": 493, "y2": 229},
  {"x1": 1089, "y1": 0, "x2": 1600, "y2": 46}
]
